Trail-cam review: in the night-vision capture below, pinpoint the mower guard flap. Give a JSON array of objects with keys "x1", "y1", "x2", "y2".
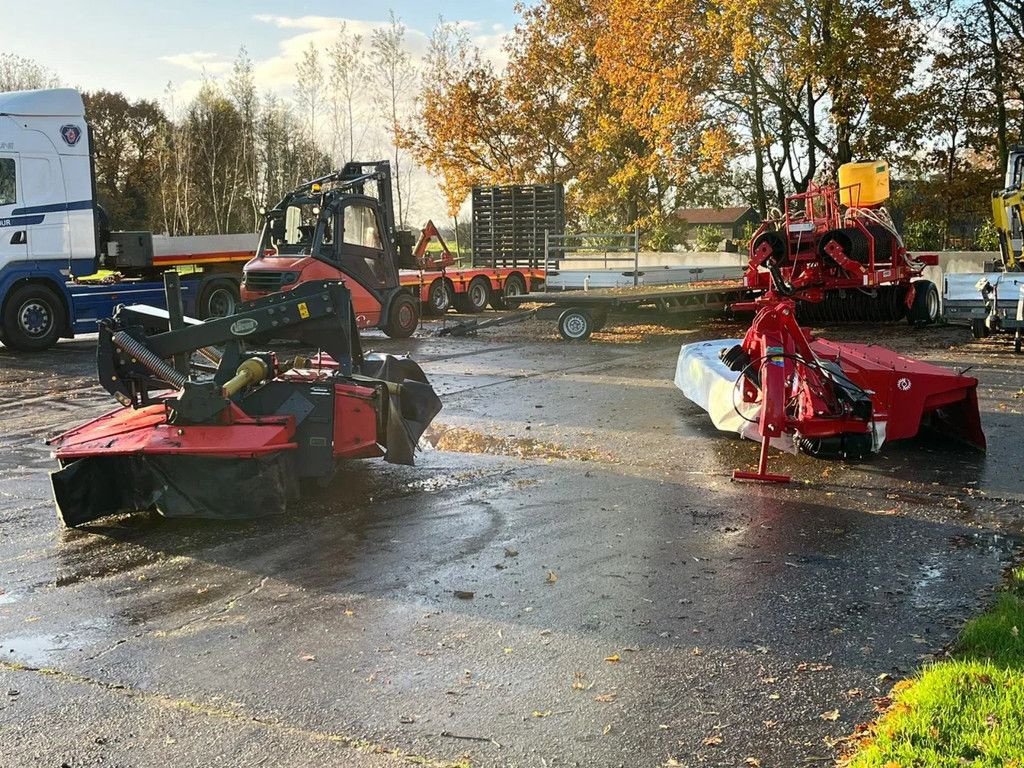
[{"x1": 51, "y1": 452, "x2": 299, "y2": 527}]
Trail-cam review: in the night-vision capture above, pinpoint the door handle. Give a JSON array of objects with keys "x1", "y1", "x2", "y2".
[{"x1": 10, "y1": 230, "x2": 26, "y2": 245}]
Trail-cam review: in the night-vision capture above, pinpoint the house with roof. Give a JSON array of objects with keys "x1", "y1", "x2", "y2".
[{"x1": 674, "y1": 206, "x2": 762, "y2": 249}]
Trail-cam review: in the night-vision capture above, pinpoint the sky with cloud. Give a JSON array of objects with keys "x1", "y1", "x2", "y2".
[{"x1": 6, "y1": 1, "x2": 521, "y2": 222}]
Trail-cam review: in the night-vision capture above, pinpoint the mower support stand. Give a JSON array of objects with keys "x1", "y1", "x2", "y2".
[{"x1": 732, "y1": 436, "x2": 791, "y2": 483}]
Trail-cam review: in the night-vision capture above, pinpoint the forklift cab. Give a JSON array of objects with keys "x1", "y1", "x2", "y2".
[{"x1": 323, "y1": 195, "x2": 400, "y2": 293}]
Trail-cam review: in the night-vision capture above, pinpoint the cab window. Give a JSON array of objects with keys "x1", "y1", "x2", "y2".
[
  {"x1": 0, "y1": 158, "x2": 15, "y2": 206},
  {"x1": 344, "y1": 205, "x2": 382, "y2": 249}
]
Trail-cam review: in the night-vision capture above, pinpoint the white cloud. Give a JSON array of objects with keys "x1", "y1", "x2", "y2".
[{"x1": 160, "y1": 51, "x2": 232, "y2": 75}]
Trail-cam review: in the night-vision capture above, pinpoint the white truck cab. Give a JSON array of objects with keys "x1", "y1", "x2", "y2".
[{"x1": 0, "y1": 88, "x2": 251, "y2": 351}]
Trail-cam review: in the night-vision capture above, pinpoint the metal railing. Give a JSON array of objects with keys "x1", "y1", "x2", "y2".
[{"x1": 543, "y1": 229, "x2": 641, "y2": 290}]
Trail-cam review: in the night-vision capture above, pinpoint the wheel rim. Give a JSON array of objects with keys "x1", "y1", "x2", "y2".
[
  {"x1": 431, "y1": 282, "x2": 449, "y2": 311},
  {"x1": 470, "y1": 282, "x2": 487, "y2": 307},
  {"x1": 505, "y1": 279, "x2": 523, "y2": 298},
  {"x1": 398, "y1": 302, "x2": 415, "y2": 329},
  {"x1": 926, "y1": 289, "x2": 939, "y2": 321},
  {"x1": 563, "y1": 313, "x2": 588, "y2": 338},
  {"x1": 208, "y1": 288, "x2": 237, "y2": 317},
  {"x1": 18, "y1": 299, "x2": 52, "y2": 337}
]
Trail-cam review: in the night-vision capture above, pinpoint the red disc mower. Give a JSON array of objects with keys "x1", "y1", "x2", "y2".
[
  {"x1": 676, "y1": 171, "x2": 985, "y2": 483},
  {"x1": 48, "y1": 276, "x2": 442, "y2": 526}
]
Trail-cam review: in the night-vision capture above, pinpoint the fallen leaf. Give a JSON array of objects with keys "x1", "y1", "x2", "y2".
[
  {"x1": 820, "y1": 709, "x2": 840, "y2": 721},
  {"x1": 1012, "y1": 626, "x2": 1019, "y2": 638},
  {"x1": 546, "y1": 570, "x2": 558, "y2": 585},
  {"x1": 692, "y1": 646, "x2": 703, "y2": 656},
  {"x1": 504, "y1": 548, "x2": 519, "y2": 558},
  {"x1": 604, "y1": 654, "x2": 621, "y2": 663},
  {"x1": 846, "y1": 688, "x2": 864, "y2": 698},
  {"x1": 602, "y1": 723, "x2": 612, "y2": 735},
  {"x1": 299, "y1": 654, "x2": 316, "y2": 662},
  {"x1": 703, "y1": 734, "x2": 723, "y2": 746},
  {"x1": 453, "y1": 590, "x2": 474, "y2": 600},
  {"x1": 343, "y1": 609, "x2": 355, "y2": 617},
  {"x1": 532, "y1": 710, "x2": 552, "y2": 718},
  {"x1": 572, "y1": 672, "x2": 588, "y2": 690},
  {"x1": 594, "y1": 692, "x2": 617, "y2": 703},
  {"x1": 745, "y1": 759, "x2": 762, "y2": 767}
]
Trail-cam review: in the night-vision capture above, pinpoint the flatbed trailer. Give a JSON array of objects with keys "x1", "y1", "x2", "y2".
[
  {"x1": 400, "y1": 266, "x2": 547, "y2": 315},
  {"x1": 507, "y1": 280, "x2": 750, "y2": 340}
]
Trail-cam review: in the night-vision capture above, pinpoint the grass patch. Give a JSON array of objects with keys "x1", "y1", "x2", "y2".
[{"x1": 846, "y1": 566, "x2": 1024, "y2": 767}]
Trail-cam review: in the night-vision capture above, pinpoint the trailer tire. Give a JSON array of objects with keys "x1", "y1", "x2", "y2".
[
  {"x1": 454, "y1": 277, "x2": 489, "y2": 314},
  {"x1": 424, "y1": 278, "x2": 452, "y2": 315},
  {"x1": 557, "y1": 308, "x2": 594, "y2": 341},
  {"x1": 199, "y1": 279, "x2": 240, "y2": 319},
  {"x1": 491, "y1": 273, "x2": 526, "y2": 310},
  {"x1": 971, "y1": 319, "x2": 990, "y2": 339},
  {"x1": 384, "y1": 293, "x2": 419, "y2": 338},
  {"x1": 2, "y1": 283, "x2": 66, "y2": 351},
  {"x1": 907, "y1": 280, "x2": 939, "y2": 325}
]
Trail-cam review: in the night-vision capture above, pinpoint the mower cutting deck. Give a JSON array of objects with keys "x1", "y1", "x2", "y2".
[
  {"x1": 48, "y1": 278, "x2": 441, "y2": 526},
  {"x1": 675, "y1": 162, "x2": 984, "y2": 482}
]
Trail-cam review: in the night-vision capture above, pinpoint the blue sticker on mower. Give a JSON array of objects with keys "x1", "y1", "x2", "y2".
[{"x1": 767, "y1": 345, "x2": 785, "y2": 365}]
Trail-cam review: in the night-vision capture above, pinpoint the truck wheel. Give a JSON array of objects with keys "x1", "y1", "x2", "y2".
[
  {"x1": 491, "y1": 273, "x2": 526, "y2": 310},
  {"x1": 454, "y1": 277, "x2": 489, "y2": 314},
  {"x1": 907, "y1": 280, "x2": 939, "y2": 325},
  {"x1": 384, "y1": 293, "x2": 419, "y2": 338},
  {"x1": 2, "y1": 283, "x2": 66, "y2": 351},
  {"x1": 199, "y1": 279, "x2": 240, "y2": 318},
  {"x1": 558, "y1": 308, "x2": 594, "y2": 341},
  {"x1": 425, "y1": 278, "x2": 451, "y2": 316}
]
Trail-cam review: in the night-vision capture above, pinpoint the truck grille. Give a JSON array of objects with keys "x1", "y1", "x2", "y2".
[{"x1": 243, "y1": 271, "x2": 284, "y2": 293}]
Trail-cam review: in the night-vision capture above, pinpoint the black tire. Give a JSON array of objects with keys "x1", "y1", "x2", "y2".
[
  {"x1": 557, "y1": 308, "x2": 594, "y2": 341},
  {"x1": 907, "y1": 280, "x2": 939, "y2": 325},
  {"x1": 424, "y1": 278, "x2": 451, "y2": 316},
  {"x1": 1016, "y1": 331, "x2": 1022, "y2": 355},
  {"x1": 383, "y1": 293, "x2": 419, "y2": 339},
  {"x1": 2, "y1": 283, "x2": 66, "y2": 351},
  {"x1": 453, "y1": 277, "x2": 489, "y2": 314},
  {"x1": 491, "y1": 273, "x2": 526, "y2": 310},
  {"x1": 199, "y1": 279, "x2": 240, "y2": 319},
  {"x1": 971, "y1": 319, "x2": 990, "y2": 340}
]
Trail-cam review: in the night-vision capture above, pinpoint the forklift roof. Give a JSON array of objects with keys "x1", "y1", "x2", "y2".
[{"x1": 0, "y1": 88, "x2": 85, "y2": 117}]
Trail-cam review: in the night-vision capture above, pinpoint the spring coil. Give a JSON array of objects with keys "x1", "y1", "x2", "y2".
[{"x1": 111, "y1": 331, "x2": 188, "y2": 389}]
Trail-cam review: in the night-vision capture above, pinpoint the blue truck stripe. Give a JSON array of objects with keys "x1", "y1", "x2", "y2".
[
  {"x1": 0, "y1": 214, "x2": 45, "y2": 228},
  {"x1": 10, "y1": 199, "x2": 93, "y2": 215}
]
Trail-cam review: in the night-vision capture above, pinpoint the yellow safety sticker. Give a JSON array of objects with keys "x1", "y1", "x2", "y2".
[{"x1": 298, "y1": 302, "x2": 310, "y2": 319}]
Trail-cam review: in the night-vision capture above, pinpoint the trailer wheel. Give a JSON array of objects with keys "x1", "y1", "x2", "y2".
[
  {"x1": 199, "y1": 279, "x2": 240, "y2": 318},
  {"x1": 2, "y1": 283, "x2": 66, "y2": 351},
  {"x1": 384, "y1": 293, "x2": 419, "y2": 338},
  {"x1": 557, "y1": 308, "x2": 594, "y2": 341},
  {"x1": 491, "y1": 273, "x2": 526, "y2": 310},
  {"x1": 454, "y1": 277, "x2": 489, "y2": 314},
  {"x1": 425, "y1": 278, "x2": 452, "y2": 315},
  {"x1": 971, "y1": 319, "x2": 990, "y2": 339},
  {"x1": 907, "y1": 280, "x2": 939, "y2": 325}
]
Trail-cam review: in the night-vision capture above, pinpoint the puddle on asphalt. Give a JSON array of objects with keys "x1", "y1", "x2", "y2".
[
  {"x1": 0, "y1": 591, "x2": 20, "y2": 606},
  {"x1": 422, "y1": 424, "x2": 610, "y2": 462}
]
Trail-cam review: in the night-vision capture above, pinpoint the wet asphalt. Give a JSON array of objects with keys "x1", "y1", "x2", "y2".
[{"x1": 0, "y1": 314, "x2": 1022, "y2": 767}]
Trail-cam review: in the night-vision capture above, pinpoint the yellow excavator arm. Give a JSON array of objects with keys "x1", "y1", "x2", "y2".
[{"x1": 992, "y1": 187, "x2": 1024, "y2": 271}]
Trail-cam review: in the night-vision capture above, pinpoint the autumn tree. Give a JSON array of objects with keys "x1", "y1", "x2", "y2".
[
  {"x1": 0, "y1": 53, "x2": 59, "y2": 92},
  {"x1": 295, "y1": 43, "x2": 325, "y2": 177},
  {"x1": 327, "y1": 23, "x2": 366, "y2": 163},
  {"x1": 370, "y1": 12, "x2": 417, "y2": 225}
]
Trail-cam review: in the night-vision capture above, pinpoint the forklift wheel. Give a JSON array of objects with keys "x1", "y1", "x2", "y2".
[
  {"x1": 557, "y1": 308, "x2": 594, "y2": 341},
  {"x1": 384, "y1": 293, "x2": 419, "y2": 338}
]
